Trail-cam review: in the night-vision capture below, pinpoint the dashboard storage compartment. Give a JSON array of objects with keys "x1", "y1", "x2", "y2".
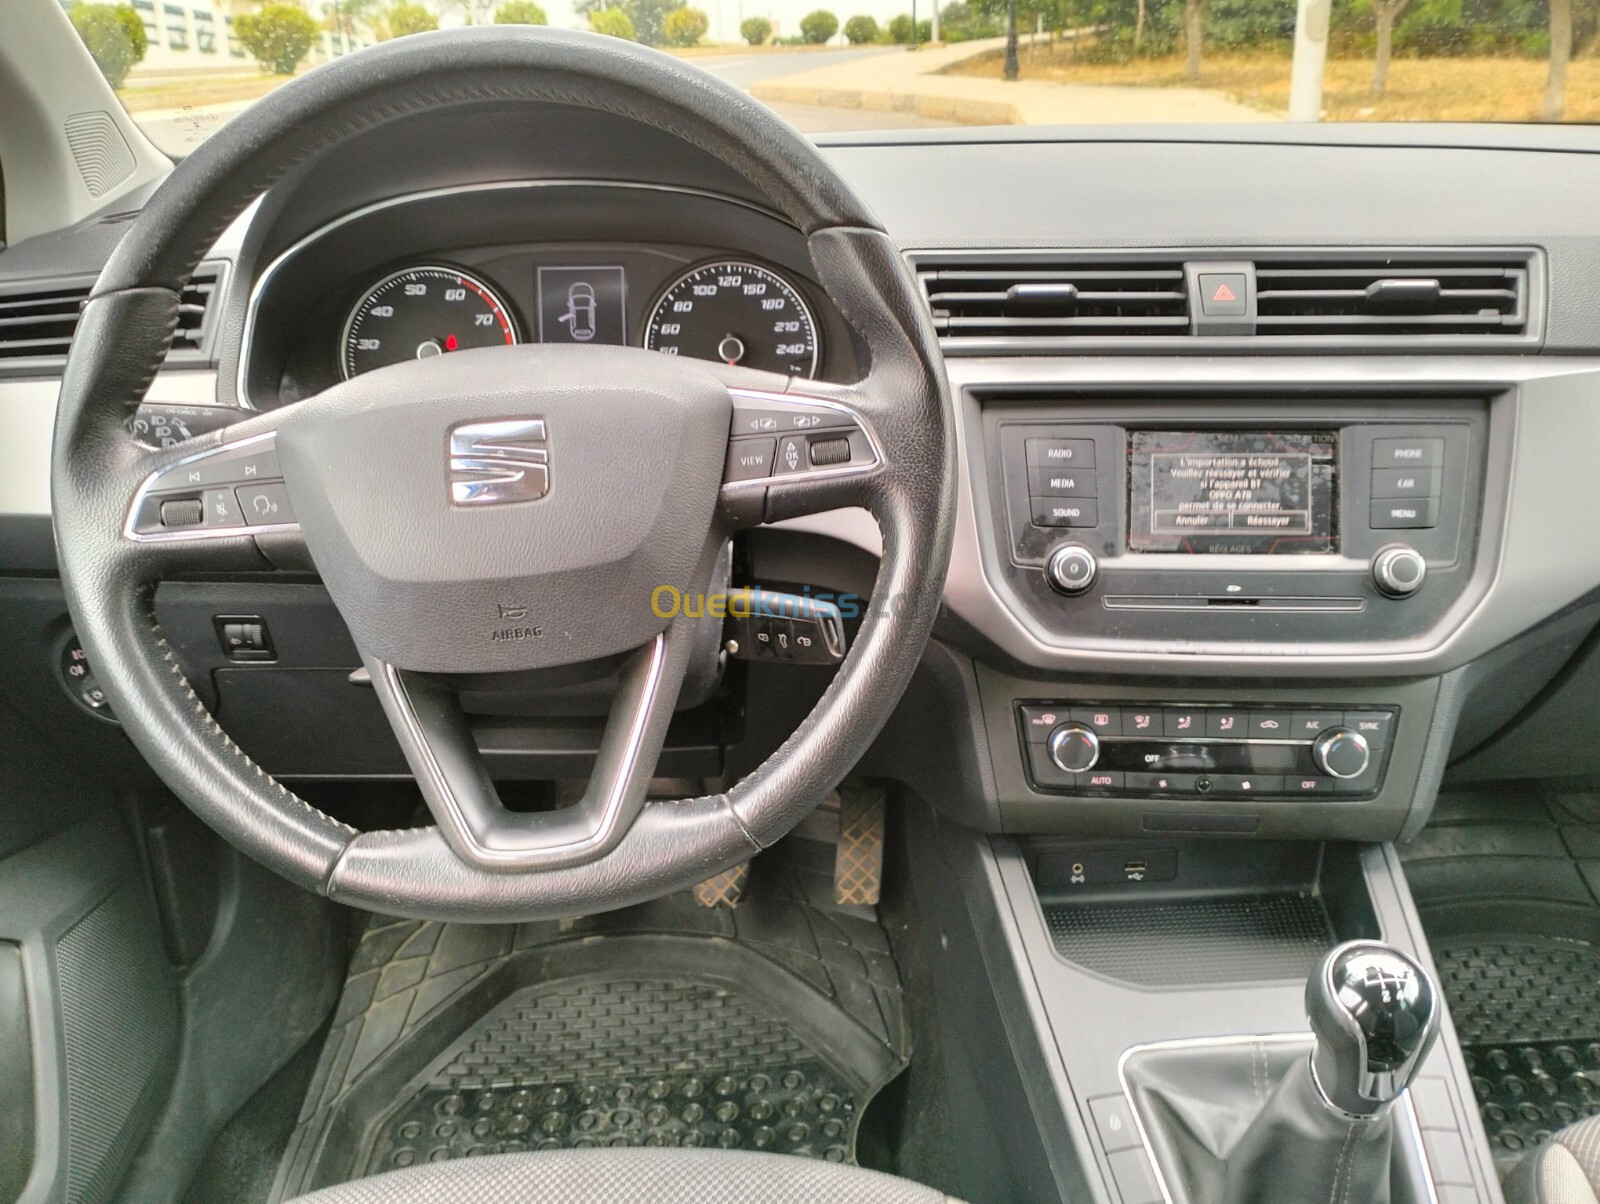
[{"x1": 1026, "y1": 840, "x2": 1379, "y2": 986}]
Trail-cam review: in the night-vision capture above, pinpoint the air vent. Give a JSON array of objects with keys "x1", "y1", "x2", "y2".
[
  {"x1": 0, "y1": 261, "x2": 225, "y2": 375},
  {"x1": 1255, "y1": 258, "x2": 1529, "y2": 338},
  {"x1": 917, "y1": 258, "x2": 1189, "y2": 342},
  {"x1": 169, "y1": 265, "x2": 222, "y2": 357},
  {"x1": 0, "y1": 279, "x2": 92, "y2": 361}
]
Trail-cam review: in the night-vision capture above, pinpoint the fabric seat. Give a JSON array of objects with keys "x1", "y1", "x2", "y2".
[
  {"x1": 287, "y1": 1149, "x2": 960, "y2": 1203},
  {"x1": 1506, "y1": 1115, "x2": 1600, "y2": 1204}
]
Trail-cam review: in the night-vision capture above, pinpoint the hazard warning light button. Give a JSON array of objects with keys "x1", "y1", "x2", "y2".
[{"x1": 1198, "y1": 272, "x2": 1249, "y2": 317}]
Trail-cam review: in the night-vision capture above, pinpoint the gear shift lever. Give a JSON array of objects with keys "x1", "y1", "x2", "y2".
[
  {"x1": 1220, "y1": 941, "x2": 1442, "y2": 1204},
  {"x1": 1308, "y1": 941, "x2": 1441, "y2": 1116}
]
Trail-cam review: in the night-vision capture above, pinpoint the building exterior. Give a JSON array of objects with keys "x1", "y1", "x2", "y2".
[{"x1": 97, "y1": 0, "x2": 376, "y2": 74}]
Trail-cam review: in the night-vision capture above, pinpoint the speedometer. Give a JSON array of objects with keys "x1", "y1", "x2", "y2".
[
  {"x1": 644, "y1": 261, "x2": 819, "y2": 378},
  {"x1": 342, "y1": 266, "x2": 517, "y2": 379}
]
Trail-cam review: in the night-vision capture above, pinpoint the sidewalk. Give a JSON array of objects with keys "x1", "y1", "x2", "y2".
[{"x1": 749, "y1": 36, "x2": 1277, "y2": 125}]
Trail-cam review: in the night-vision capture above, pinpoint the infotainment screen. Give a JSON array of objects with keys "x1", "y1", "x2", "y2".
[{"x1": 1126, "y1": 430, "x2": 1339, "y2": 555}]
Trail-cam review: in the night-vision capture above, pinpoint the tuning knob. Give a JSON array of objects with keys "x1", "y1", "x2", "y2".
[
  {"x1": 1046, "y1": 544, "x2": 1098, "y2": 596},
  {"x1": 1313, "y1": 727, "x2": 1370, "y2": 779},
  {"x1": 1372, "y1": 545, "x2": 1426, "y2": 598},
  {"x1": 1048, "y1": 723, "x2": 1100, "y2": 773}
]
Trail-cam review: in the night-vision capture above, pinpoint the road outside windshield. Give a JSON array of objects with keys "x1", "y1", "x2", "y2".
[{"x1": 65, "y1": 0, "x2": 1598, "y2": 154}]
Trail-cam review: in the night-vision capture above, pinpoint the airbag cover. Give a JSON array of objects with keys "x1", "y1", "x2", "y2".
[{"x1": 274, "y1": 344, "x2": 730, "y2": 672}]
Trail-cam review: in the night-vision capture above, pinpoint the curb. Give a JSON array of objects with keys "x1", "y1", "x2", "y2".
[{"x1": 749, "y1": 80, "x2": 1021, "y2": 124}]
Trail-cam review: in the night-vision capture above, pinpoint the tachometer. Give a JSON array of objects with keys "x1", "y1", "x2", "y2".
[
  {"x1": 644, "y1": 260, "x2": 819, "y2": 378},
  {"x1": 342, "y1": 266, "x2": 517, "y2": 379}
]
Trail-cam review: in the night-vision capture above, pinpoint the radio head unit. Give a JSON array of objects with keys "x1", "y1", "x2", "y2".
[{"x1": 1126, "y1": 430, "x2": 1339, "y2": 556}]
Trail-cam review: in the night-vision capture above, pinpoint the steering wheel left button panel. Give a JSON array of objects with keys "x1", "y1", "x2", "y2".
[{"x1": 127, "y1": 433, "x2": 298, "y2": 540}]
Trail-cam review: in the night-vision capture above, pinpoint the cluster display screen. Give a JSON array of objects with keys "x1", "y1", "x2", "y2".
[{"x1": 1126, "y1": 430, "x2": 1339, "y2": 555}]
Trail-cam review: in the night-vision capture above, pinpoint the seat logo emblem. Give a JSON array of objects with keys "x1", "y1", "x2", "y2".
[{"x1": 448, "y1": 419, "x2": 549, "y2": 506}]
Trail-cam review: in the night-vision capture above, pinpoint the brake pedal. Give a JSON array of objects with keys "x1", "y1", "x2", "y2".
[
  {"x1": 834, "y1": 785, "x2": 886, "y2": 907},
  {"x1": 693, "y1": 861, "x2": 749, "y2": 908}
]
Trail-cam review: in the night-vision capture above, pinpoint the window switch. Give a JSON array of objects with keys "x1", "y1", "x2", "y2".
[{"x1": 214, "y1": 615, "x2": 275, "y2": 662}]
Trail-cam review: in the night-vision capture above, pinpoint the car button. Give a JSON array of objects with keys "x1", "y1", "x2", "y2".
[
  {"x1": 1343, "y1": 711, "x2": 1394, "y2": 749},
  {"x1": 1070, "y1": 706, "x2": 1123, "y2": 737},
  {"x1": 235, "y1": 483, "x2": 294, "y2": 526},
  {"x1": 1164, "y1": 707, "x2": 1205, "y2": 738},
  {"x1": 1289, "y1": 711, "x2": 1343, "y2": 739},
  {"x1": 1206, "y1": 709, "x2": 1248, "y2": 738}
]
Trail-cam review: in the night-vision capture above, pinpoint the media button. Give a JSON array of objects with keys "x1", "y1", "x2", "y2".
[
  {"x1": 1070, "y1": 706, "x2": 1123, "y2": 737},
  {"x1": 1030, "y1": 466, "x2": 1097, "y2": 497},
  {"x1": 1249, "y1": 710, "x2": 1292, "y2": 738},
  {"x1": 1205, "y1": 709, "x2": 1248, "y2": 738},
  {"x1": 1372, "y1": 437, "x2": 1444, "y2": 469},
  {"x1": 1026, "y1": 437, "x2": 1096, "y2": 468}
]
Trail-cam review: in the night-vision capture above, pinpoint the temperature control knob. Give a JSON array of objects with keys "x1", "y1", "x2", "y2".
[
  {"x1": 1046, "y1": 544, "x2": 1098, "y2": 596},
  {"x1": 1313, "y1": 727, "x2": 1371, "y2": 779},
  {"x1": 1372, "y1": 545, "x2": 1426, "y2": 598},
  {"x1": 1048, "y1": 723, "x2": 1100, "y2": 773}
]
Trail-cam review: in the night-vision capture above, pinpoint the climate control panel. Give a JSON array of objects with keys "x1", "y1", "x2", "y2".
[{"x1": 1017, "y1": 702, "x2": 1396, "y2": 799}]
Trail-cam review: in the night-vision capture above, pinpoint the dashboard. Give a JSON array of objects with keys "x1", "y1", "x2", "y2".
[{"x1": 8, "y1": 108, "x2": 1600, "y2": 849}]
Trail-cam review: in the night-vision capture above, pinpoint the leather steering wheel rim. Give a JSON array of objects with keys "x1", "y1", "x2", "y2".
[{"x1": 51, "y1": 27, "x2": 955, "y2": 922}]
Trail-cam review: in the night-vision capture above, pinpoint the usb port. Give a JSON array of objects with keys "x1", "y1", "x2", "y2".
[{"x1": 1123, "y1": 860, "x2": 1148, "y2": 877}]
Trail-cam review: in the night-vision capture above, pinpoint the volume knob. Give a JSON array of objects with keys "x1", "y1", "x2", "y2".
[
  {"x1": 1046, "y1": 544, "x2": 1098, "y2": 596},
  {"x1": 1372, "y1": 545, "x2": 1426, "y2": 598}
]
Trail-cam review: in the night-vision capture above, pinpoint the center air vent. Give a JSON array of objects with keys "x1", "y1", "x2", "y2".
[
  {"x1": 0, "y1": 261, "x2": 226, "y2": 376},
  {"x1": 917, "y1": 259, "x2": 1189, "y2": 342},
  {"x1": 1255, "y1": 259, "x2": 1529, "y2": 338}
]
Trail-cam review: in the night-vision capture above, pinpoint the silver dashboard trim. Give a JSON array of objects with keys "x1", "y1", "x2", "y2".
[{"x1": 234, "y1": 179, "x2": 790, "y2": 409}]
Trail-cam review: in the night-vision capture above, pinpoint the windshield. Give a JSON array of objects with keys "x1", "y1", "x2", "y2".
[{"x1": 66, "y1": 0, "x2": 1596, "y2": 153}]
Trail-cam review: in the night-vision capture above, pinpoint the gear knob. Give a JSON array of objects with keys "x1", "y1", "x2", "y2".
[{"x1": 1307, "y1": 940, "x2": 1440, "y2": 1116}]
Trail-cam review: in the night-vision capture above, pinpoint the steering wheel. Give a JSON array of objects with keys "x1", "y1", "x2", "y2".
[{"x1": 51, "y1": 28, "x2": 954, "y2": 922}]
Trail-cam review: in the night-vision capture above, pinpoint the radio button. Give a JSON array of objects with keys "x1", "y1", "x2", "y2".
[
  {"x1": 1125, "y1": 707, "x2": 1161, "y2": 735},
  {"x1": 1026, "y1": 437, "x2": 1096, "y2": 468},
  {"x1": 1249, "y1": 710, "x2": 1293, "y2": 738},
  {"x1": 1070, "y1": 706, "x2": 1123, "y2": 736},
  {"x1": 1019, "y1": 705, "x2": 1068, "y2": 742},
  {"x1": 1163, "y1": 708, "x2": 1205, "y2": 737},
  {"x1": 1343, "y1": 711, "x2": 1394, "y2": 749},
  {"x1": 1030, "y1": 466, "x2": 1097, "y2": 497},
  {"x1": 1205, "y1": 709, "x2": 1248, "y2": 738},
  {"x1": 1290, "y1": 711, "x2": 1343, "y2": 739},
  {"x1": 1372, "y1": 437, "x2": 1444, "y2": 469},
  {"x1": 1371, "y1": 467, "x2": 1440, "y2": 500},
  {"x1": 1032, "y1": 498, "x2": 1099, "y2": 528},
  {"x1": 1371, "y1": 498, "x2": 1438, "y2": 529}
]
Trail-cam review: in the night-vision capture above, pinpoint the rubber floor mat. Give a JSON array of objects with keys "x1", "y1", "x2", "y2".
[
  {"x1": 1436, "y1": 935, "x2": 1600, "y2": 1165},
  {"x1": 270, "y1": 844, "x2": 907, "y2": 1200},
  {"x1": 366, "y1": 977, "x2": 863, "y2": 1172}
]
